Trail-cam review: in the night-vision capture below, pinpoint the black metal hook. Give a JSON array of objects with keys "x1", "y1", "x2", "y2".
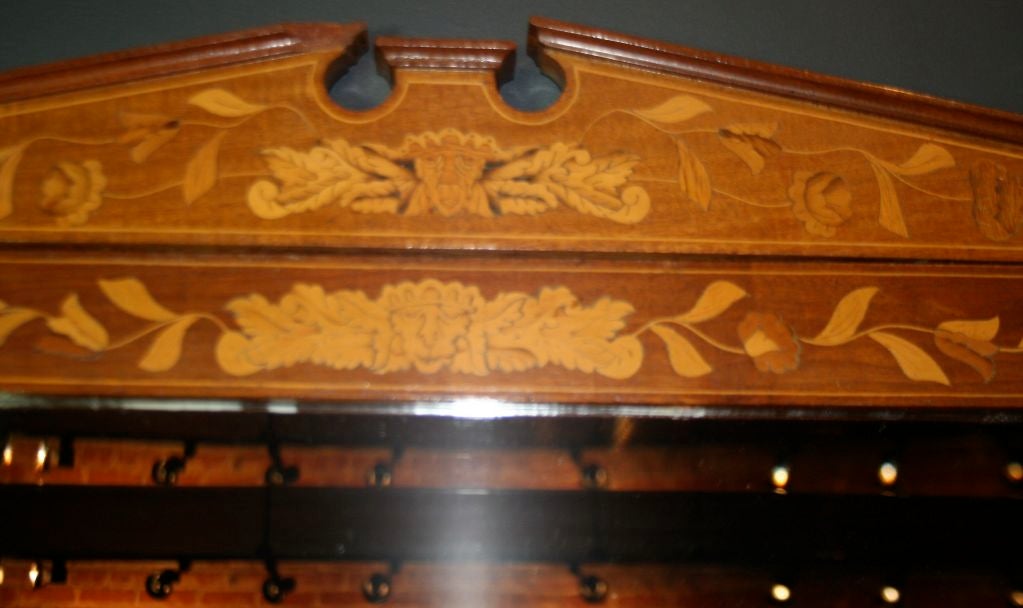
[
  {"x1": 570, "y1": 448, "x2": 608, "y2": 490},
  {"x1": 363, "y1": 561, "x2": 401, "y2": 604},
  {"x1": 144, "y1": 560, "x2": 190, "y2": 600},
  {"x1": 261, "y1": 559, "x2": 296, "y2": 604},
  {"x1": 265, "y1": 442, "x2": 300, "y2": 486},
  {"x1": 570, "y1": 564, "x2": 608, "y2": 603},
  {"x1": 151, "y1": 441, "x2": 196, "y2": 486},
  {"x1": 367, "y1": 446, "x2": 404, "y2": 488}
]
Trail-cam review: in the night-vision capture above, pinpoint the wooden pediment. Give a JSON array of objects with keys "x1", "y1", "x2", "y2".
[{"x1": 1, "y1": 19, "x2": 1022, "y2": 407}]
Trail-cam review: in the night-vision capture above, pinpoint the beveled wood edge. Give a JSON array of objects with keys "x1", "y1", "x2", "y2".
[
  {"x1": 4, "y1": 17, "x2": 1021, "y2": 147},
  {"x1": 528, "y1": 16, "x2": 1023, "y2": 146},
  {"x1": 0, "y1": 22, "x2": 366, "y2": 103},
  {"x1": 375, "y1": 36, "x2": 516, "y2": 84}
]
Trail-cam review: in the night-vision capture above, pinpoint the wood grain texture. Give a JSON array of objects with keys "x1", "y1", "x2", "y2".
[
  {"x1": 1, "y1": 252, "x2": 1021, "y2": 406},
  {"x1": 375, "y1": 36, "x2": 516, "y2": 83},
  {"x1": 0, "y1": 20, "x2": 1022, "y2": 260},
  {"x1": 528, "y1": 16, "x2": 1023, "y2": 146},
  {"x1": 0, "y1": 23, "x2": 365, "y2": 103}
]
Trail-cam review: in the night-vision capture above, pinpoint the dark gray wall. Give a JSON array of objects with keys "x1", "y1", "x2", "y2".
[{"x1": 2, "y1": 0, "x2": 1021, "y2": 114}]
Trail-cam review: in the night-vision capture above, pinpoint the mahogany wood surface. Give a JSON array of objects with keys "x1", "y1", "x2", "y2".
[
  {"x1": 528, "y1": 17, "x2": 1023, "y2": 146},
  {"x1": 1, "y1": 252, "x2": 1021, "y2": 406},
  {"x1": 1, "y1": 19, "x2": 1022, "y2": 608},
  {"x1": 0, "y1": 23, "x2": 365, "y2": 103},
  {"x1": 1, "y1": 19, "x2": 1022, "y2": 261}
]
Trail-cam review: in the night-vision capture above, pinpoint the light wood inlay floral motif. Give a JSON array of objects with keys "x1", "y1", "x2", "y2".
[
  {"x1": 215, "y1": 279, "x2": 643, "y2": 378},
  {"x1": 0, "y1": 88, "x2": 308, "y2": 224},
  {"x1": 615, "y1": 94, "x2": 976, "y2": 239},
  {"x1": 247, "y1": 129, "x2": 651, "y2": 222},
  {"x1": 2, "y1": 83, "x2": 1021, "y2": 248},
  {"x1": 1, "y1": 277, "x2": 1021, "y2": 387}
]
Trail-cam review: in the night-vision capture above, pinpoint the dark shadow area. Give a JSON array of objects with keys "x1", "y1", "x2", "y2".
[
  {"x1": 6, "y1": 1, "x2": 1018, "y2": 113},
  {"x1": 499, "y1": 50, "x2": 563, "y2": 112},
  {"x1": 329, "y1": 38, "x2": 563, "y2": 112},
  {"x1": 328, "y1": 39, "x2": 393, "y2": 111}
]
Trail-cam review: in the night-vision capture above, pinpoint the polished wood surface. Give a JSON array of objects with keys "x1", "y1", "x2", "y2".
[
  {"x1": 1, "y1": 253, "x2": 1022, "y2": 405},
  {"x1": 1, "y1": 19, "x2": 1022, "y2": 260},
  {"x1": 1, "y1": 20, "x2": 1022, "y2": 606}
]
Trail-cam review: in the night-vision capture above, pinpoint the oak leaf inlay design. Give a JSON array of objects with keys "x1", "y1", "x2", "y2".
[
  {"x1": 217, "y1": 280, "x2": 643, "y2": 379},
  {"x1": 2, "y1": 277, "x2": 1022, "y2": 390},
  {"x1": 247, "y1": 129, "x2": 651, "y2": 223}
]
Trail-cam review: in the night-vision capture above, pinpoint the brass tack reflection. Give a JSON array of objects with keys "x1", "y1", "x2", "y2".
[
  {"x1": 878, "y1": 461, "x2": 899, "y2": 487},
  {"x1": 881, "y1": 585, "x2": 901, "y2": 604},
  {"x1": 34, "y1": 442, "x2": 48, "y2": 472},
  {"x1": 771, "y1": 465, "x2": 790, "y2": 493},
  {"x1": 771, "y1": 583, "x2": 791, "y2": 603},
  {"x1": 1006, "y1": 461, "x2": 1023, "y2": 484}
]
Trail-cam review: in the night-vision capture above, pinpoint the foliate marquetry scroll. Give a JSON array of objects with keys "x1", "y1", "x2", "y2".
[
  {"x1": 2, "y1": 20, "x2": 1023, "y2": 261},
  {"x1": 247, "y1": 129, "x2": 650, "y2": 222},
  {"x1": 216, "y1": 280, "x2": 643, "y2": 378},
  {"x1": 622, "y1": 94, "x2": 977, "y2": 240},
  {"x1": 0, "y1": 88, "x2": 312, "y2": 225},
  {"x1": 2, "y1": 90, "x2": 650, "y2": 226},
  {"x1": 3, "y1": 276, "x2": 1020, "y2": 388}
]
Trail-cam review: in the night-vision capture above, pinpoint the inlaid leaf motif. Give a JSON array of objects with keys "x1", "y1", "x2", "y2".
[
  {"x1": 717, "y1": 123, "x2": 779, "y2": 174},
  {"x1": 651, "y1": 325, "x2": 712, "y2": 377},
  {"x1": 215, "y1": 281, "x2": 642, "y2": 380},
  {"x1": 183, "y1": 132, "x2": 226, "y2": 204},
  {"x1": 215, "y1": 331, "x2": 263, "y2": 376},
  {"x1": 937, "y1": 317, "x2": 999, "y2": 341},
  {"x1": 882, "y1": 143, "x2": 956, "y2": 176},
  {"x1": 871, "y1": 164, "x2": 909, "y2": 237},
  {"x1": 869, "y1": 331, "x2": 950, "y2": 385},
  {"x1": 933, "y1": 328, "x2": 997, "y2": 382},
  {"x1": 225, "y1": 286, "x2": 384, "y2": 374},
  {"x1": 251, "y1": 131, "x2": 649, "y2": 224},
  {"x1": 598, "y1": 336, "x2": 645, "y2": 380},
  {"x1": 187, "y1": 89, "x2": 267, "y2": 117},
  {"x1": 742, "y1": 330, "x2": 781, "y2": 358},
  {"x1": 674, "y1": 281, "x2": 748, "y2": 324},
  {"x1": 805, "y1": 287, "x2": 879, "y2": 346},
  {"x1": 0, "y1": 308, "x2": 39, "y2": 346},
  {"x1": 129, "y1": 126, "x2": 179, "y2": 163},
  {"x1": 677, "y1": 142, "x2": 712, "y2": 211},
  {"x1": 46, "y1": 294, "x2": 109, "y2": 351},
  {"x1": 138, "y1": 317, "x2": 199, "y2": 372},
  {"x1": 634, "y1": 95, "x2": 712, "y2": 123},
  {"x1": 99, "y1": 278, "x2": 178, "y2": 322},
  {"x1": 0, "y1": 146, "x2": 25, "y2": 221},
  {"x1": 530, "y1": 290, "x2": 639, "y2": 378}
]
